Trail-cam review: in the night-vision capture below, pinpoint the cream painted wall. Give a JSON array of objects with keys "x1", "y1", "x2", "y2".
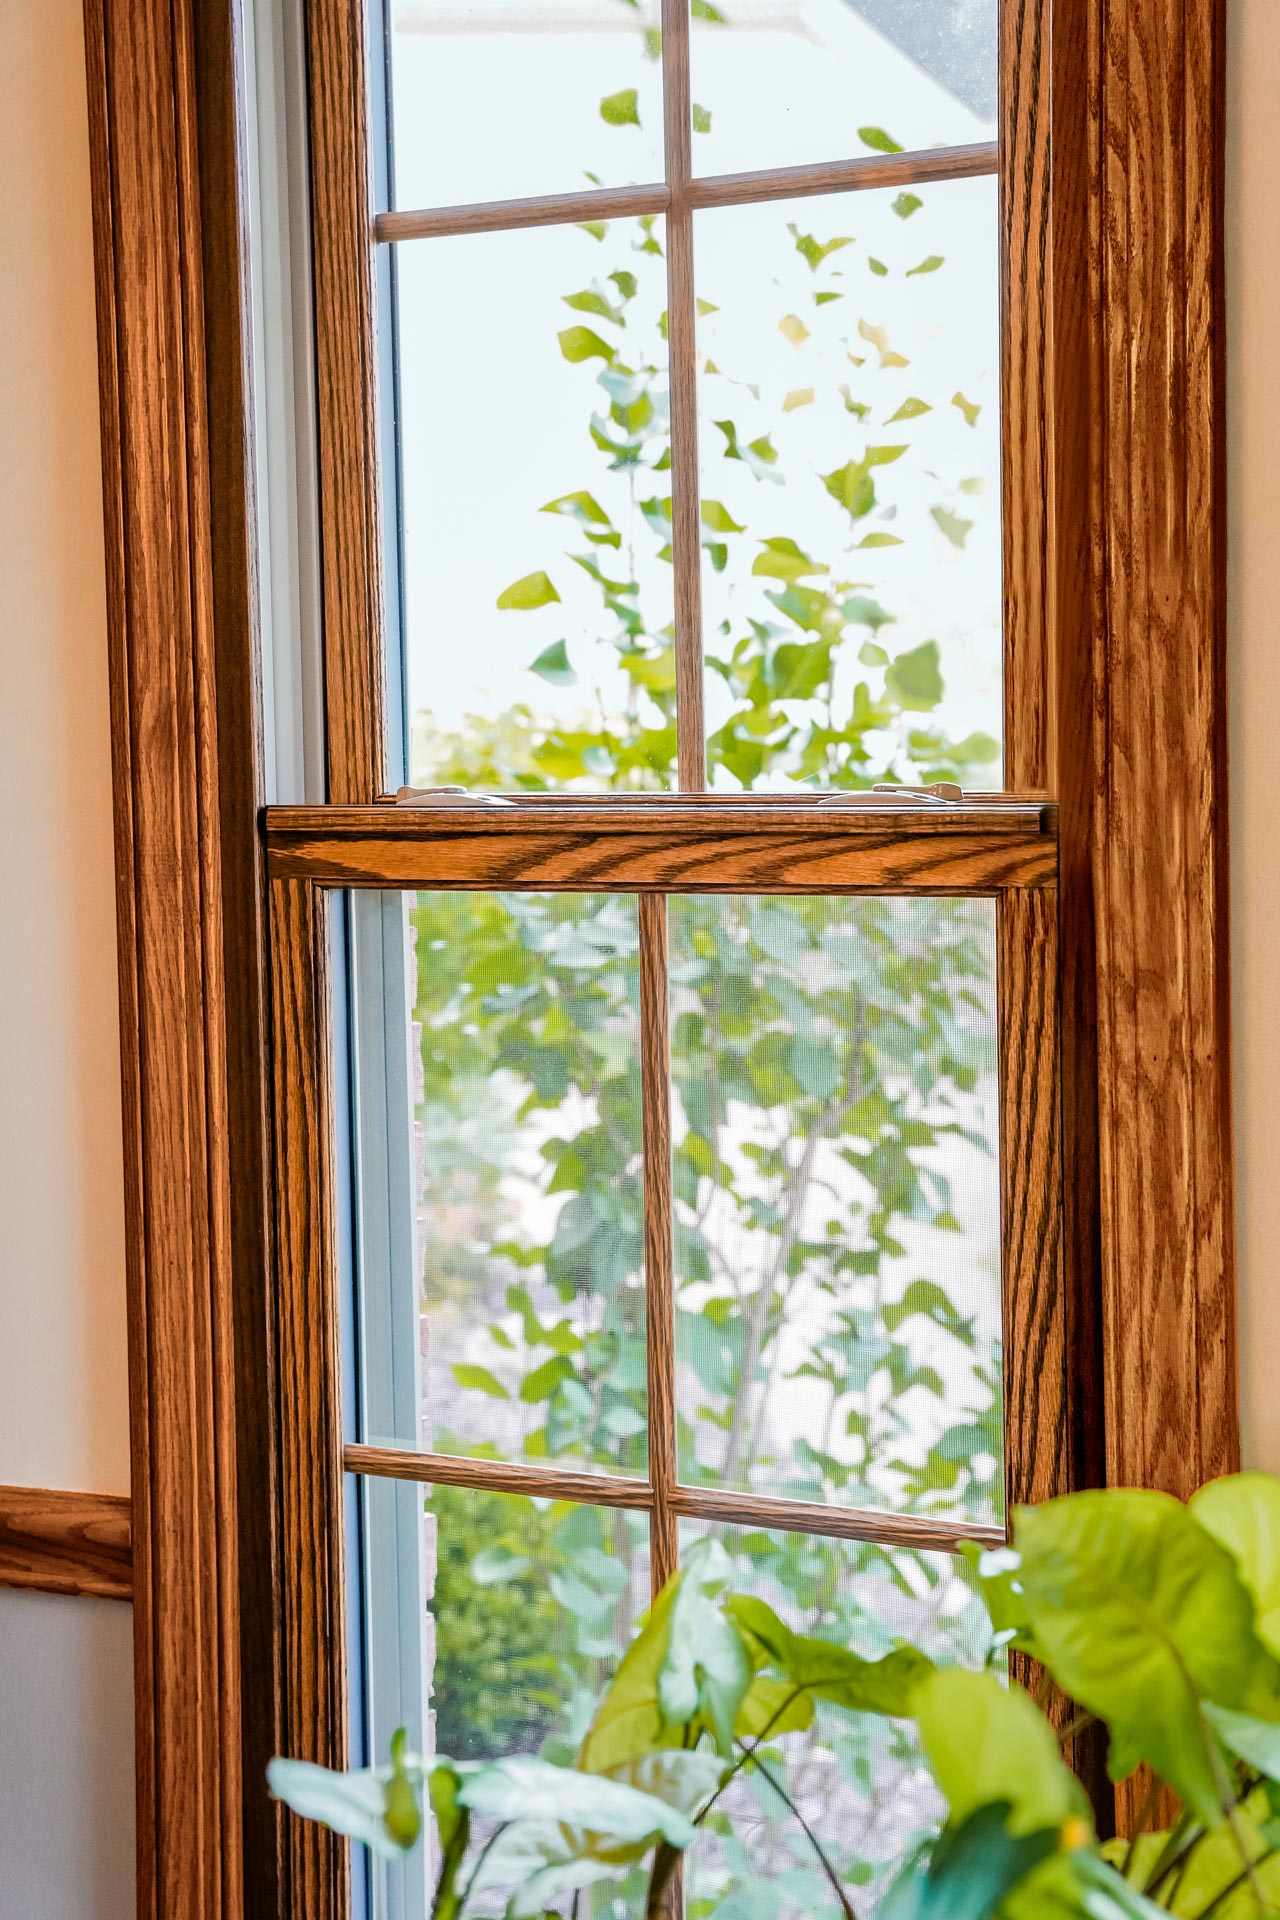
[
  {"x1": 1228, "y1": 0, "x2": 1280, "y2": 1476},
  {"x1": 0, "y1": 0, "x2": 134, "y2": 1911},
  {"x1": 0, "y1": 0, "x2": 130, "y2": 1496}
]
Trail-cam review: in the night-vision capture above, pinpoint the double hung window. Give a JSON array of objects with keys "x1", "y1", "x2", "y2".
[{"x1": 268, "y1": 3, "x2": 1071, "y2": 1914}]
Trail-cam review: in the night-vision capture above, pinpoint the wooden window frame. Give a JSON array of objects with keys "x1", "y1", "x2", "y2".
[{"x1": 80, "y1": 0, "x2": 1233, "y2": 1913}]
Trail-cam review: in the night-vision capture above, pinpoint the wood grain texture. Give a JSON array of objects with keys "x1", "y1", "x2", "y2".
[
  {"x1": 667, "y1": 1486, "x2": 1004, "y2": 1554},
  {"x1": 999, "y1": 889, "x2": 1068, "y2": 1513},
  {"x1": 307, "y1": 0, "x2": 386, "y2": 801},
  {"x1": 371, "y1": 145, "x2": 999, "y2": 245},
  {"x1": 639, "y1": 896, "x2": 679, "y2": 1591},
  {"x1": 344, "y1": 1447, "x2": 655, "y2": 1510},
  {"x1": 190, "y1": 0, "x2": 284, "y2": 1904},
  {"x1": 82, "y1": 0, "x2": 242, "y2": 1910},
  {"x1": 264, "y1": 802, "x2": 1059, "y2": 893},
  {"x1": 662, "y1": 0, "x2": 705, "y2": 791},
  {"x1": 0, "y1": 1486, "x2": 132, "y2": 1602},
  {"x1": 269, "y1": 879, "x2": 349, "y2": 1919}
]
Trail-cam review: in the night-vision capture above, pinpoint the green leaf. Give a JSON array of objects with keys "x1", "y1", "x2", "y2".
[
  {"x1": 859, "y1": 531, "x2": 903, "y2": 548},
  {"x1": 599, "y1": 88, "x2": 640, "y2": 127},
  {"x1": 886, "y1": 641, "x2": 944, "y2": 711},
  {"x1": 727, "y1": 1593, "x2": 934, "y2": 1715},
  {"x1": 427, "y1": 1763, "x2": 470, "y2": 1920},
  {"x1": 451, "y1": 1361, "x2": 509, "y2": 1398},
  {"x1": 952, "y1": 390, "x2": 981, "y2": 426},
  {"x1": 859, "y1": 125, "x2": 904, "y2": 153},
  {"x1": 752, "y1": 537, "x2": 827, "y2": 584},
  {"x1": 579, "y1": 1582, "x2": 680, "y2": 1772},
  {"x1": 497, "y1": 571, "x2": 560, "y2": 612},
  {"x1": 457, "y1": 1754, "x2": 696, "y2": 1850},
  {"x1": 528, "y1": 640, "x2": 577, "y2": 688},
  {"x1": 267, "y1": 1746, "x2": 428, "y2": 1860},
  {"x1": 893, "y1": 191, "x2": 924, "y2": 219},
  {"x1": 932, "y1": 506, "x2": 974, "y2": 549},
  {"x1": 778, "y1": 312, "x2": 809, "y2": 346},
  {"x1": 887, "y1": 396, "x2": 932, "y2": 422},
  {"x1": 658, "y1": 1544, "x2": 751, "y2": 1753},
  {"x1": 1190, "y1": 1472, "x2": 1280, "y2": 1658},
  {"x1": 908, "y1": 255, "x2": 945, "y2": 276},
  {"x1": 701, "y1": 499, "x2": 744, "y2": 534},
  {"x1": 1015, "y1": 1490, "x2": 1280, "y2": 1824},
  {"x1": 788, "y1": 222, "x2": 854, "y2": 272},
  {"x1": 692, "y1": 102, "x2": 712, "y2": 133},
  {"x1": 602, "y1": 1748, "x2": 726, "y2": 1818},
  {"x1": 558, "y1": 324, "x2": 616, "y2": 365},
  {"x1": 879, "y1": 1802, "x2": 1063, "y2": 1920},
  {"x1": 859, "y1": 640, "x2": 889, "y2": 666},
  {"x1": 914, "y1": 1669, "x2": 1088, "y2": 1834},
  {"x1": 958, "y1": 1543, "x2": 1043, "y2": 1658}
]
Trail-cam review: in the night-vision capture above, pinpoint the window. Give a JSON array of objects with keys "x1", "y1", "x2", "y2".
[
  {"x1": 82, "y1": 0, "x2": 1234, "y2": 1909},
  {"x1": 267, "y1": 5, "x2": 1078, "y2": 1914}
]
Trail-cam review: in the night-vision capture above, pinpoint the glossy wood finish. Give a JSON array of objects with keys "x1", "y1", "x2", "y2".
[
  {"x1": 344, "y1": 1446, "x2": 654, "y2": 1510},
  {"x1": 190, "y1": 1, "x2": 286, "y2": 1903},
  {"x1": 0, "y1": 1486, "x2": 132, "y2": 1602},
  {"x1": 307, "y1": 0, "x2": 386, "y2": 801},
  {"x1": 82, "y1": 0, "x2": 242, "y2": 1909},
  {"x1": 264, "y1": 800, "x2": 1058, "y2": 893},
  {"x1": 1088, "y1": 0, "x2": 1235, "y2": 1504},
  {"x1": 667, "y1": 1485, "x2": 1005, "y2": 1554},
  {"x1": 268, "y1": 879, "x2": 348, "y2": 1917},
  {"x1": 372, "y1": 144, "x2": 999, "y2": 245},
  {"x1": 638, "y1": 895, "x2": 679, "y2": 1590}
]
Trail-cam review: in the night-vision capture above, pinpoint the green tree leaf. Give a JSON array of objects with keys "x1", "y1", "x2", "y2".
[
  {"x1": 859, "y1": 125, "x2": 904, "y2": 153},
  {"x1": 558, "y1": 324, "x2": 616, "y2": 365},
  {"x1": 451, "y1": 1361, "x2": 510, "y2": 1397},
  {"x1": 951, "y1": 390, "x2": 981, "y2": 426},
  {"x1": 528, "y1": 640, "x2": 578, "y2": 687},
  {"x1": 932, "y1": 506, "x2": 974, "y2": 548},
  {"x1": 599, "y1": 87, "x2": 640, "y2": 127},
  {"x1": 908, "y1": 255, "x2": 946, "y2": 276},
  {"x1": 692, "y1": 102, "x2": 712, "y2": 133},
  {"x1": 885, "y1": 641, "x2": 944, "y2": 711},
  {"x1": 496, "y1": 571, "x2": 560, "y2": 612},
  {"x1": 893, "y1": 191, "x2": 924, "y2": 219},
  {"x1": 457, "y1": 1754, "x2": 696, "y2": 1849},
  {"x1": 879, "y1": 1802, "x2": 1063, "y2": 1920}
]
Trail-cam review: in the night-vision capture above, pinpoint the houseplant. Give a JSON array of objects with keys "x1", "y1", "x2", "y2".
[{"x1": 271, "y1": 1470, "x2": 1280, "y2": 1917}]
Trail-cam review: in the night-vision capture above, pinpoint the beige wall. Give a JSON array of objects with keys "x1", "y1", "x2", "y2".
[
  {"x1": 0, "y1": 0, "x2": 134, "y2": 1911},
  {"x1": 1228, "y1": 0, "x2": 1280, "y2": 1476}
]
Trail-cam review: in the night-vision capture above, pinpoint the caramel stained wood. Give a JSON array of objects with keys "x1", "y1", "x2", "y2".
[
  {"x1": 82, "y1": 0, "x2": 242, "y2": 1910},
  {"x1": 264, "y1": 802, "x2": 1057, "y2": 894},
  {"x1": 344, "y1": 1446, "x2": 655, "y2": 1510},
  {"x1": 190, "y1": 1, "x2": 285, "y2": 1903},
  {"x1": 0, "y1": 1486, "x2": 132, "y2": 1602},
  {"x1": 307, "y1": 0, "x2": 386, "y2": 801},
  {"x1": 1089, "y1": 0, "x2": 1235, "y2": 1507},
  {"x1": 999, "y1": 889, "x2": 1069, "y2": 1514},
  {"x1": 269, "y1": 879, "x2": 348, "y2": 1919},
  {"x1": 662, "y1": 0, "x2": 705, "y2": 792},
  {"x1": 667, "y1": 1485, "x2": 1004, "y2": 1554},
  {"x1": 371, "y1": 144, "x2": 999, "y2": 245},
  {"x1": 639, "y1": 896, "x2": 679, "y2": 1590}
]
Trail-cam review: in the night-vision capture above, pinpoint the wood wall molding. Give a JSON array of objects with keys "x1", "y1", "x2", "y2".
[
  {"x1": 0, "y1": 1485, "x2": 132, "y2": 1603},
  {"x1": 1084, "y1": 0, "x2": 1235, "y2": 1497},
  {"x1": 82, "y1": 0, "x2": 245, "y2": 1912}
]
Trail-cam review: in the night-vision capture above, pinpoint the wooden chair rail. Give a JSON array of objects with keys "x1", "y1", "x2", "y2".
[{"x1": 0, "y1": 1484, "x2": 132, "y2": 1603}]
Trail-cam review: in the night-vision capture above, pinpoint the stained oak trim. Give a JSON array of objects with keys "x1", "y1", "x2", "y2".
[
  {"x1": 306, "y1": 0, "x2": 387, "y2": 801},
  {"x1": 0, "y1": 1486, "x2": 132, "y2": 1602},
  {"x1": 263, "y1": 800, "x2": 1058, "y2": 894},
  {"x1": 343, "y1": 1446, "x2": 654, "y2": 1511},
  {"x1": 269, "y1": 878, "x2": 348, "y2": 1917},
  {"x1": 666, "y1": 1486, "x2": 1005, "y2": 1554},
  {"x1": 371, "y1": 143, "x2": 999, "y2": 245},
  {"x1": 1087, "y1": 0, "x2": 1236, "y2": 1503},
  {"x1": 82, "y1": 0, "x2": 243, "y2": 1910}
]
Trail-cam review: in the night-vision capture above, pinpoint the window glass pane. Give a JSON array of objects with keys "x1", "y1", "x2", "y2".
[
  {"x1": 669, "y1": 894, "x2": 1003, "y2": 1526},
  {"x1": 693, "y1": 178, "x2": 1002, "y2": 789},
  {"x1": 388, "y1": 0, "x2": 665, "y2": 212},
  {"x1": 396, "y1": 221, "x2": 677, "y2": 791},
  {"x1": 688, "y1": 0, "x2": 997, "y2": 179},
  {"x1": 680, "y1": 1519, "x2": 989, "y2": 1918},
  {"x1": 356, "y1": 892, "x2": 651, "y2": 1477}
]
